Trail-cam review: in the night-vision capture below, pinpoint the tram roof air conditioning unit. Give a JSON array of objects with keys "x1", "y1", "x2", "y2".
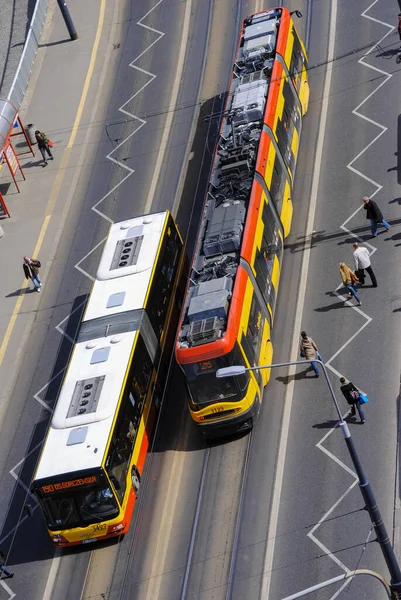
[
  {"x1": 243, "y1": 17, "x2": 277, "y2": 57},
  {"x1": 187, "y1": 317, "x2": 222, "y2": 346},
  {"x1": 232, "y1": 80, "x2": 268, "y2": 124}
]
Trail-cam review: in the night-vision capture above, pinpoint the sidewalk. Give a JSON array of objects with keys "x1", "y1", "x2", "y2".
[{"x1": 0, "y1": 0, "x2": 115, "y2": 416}]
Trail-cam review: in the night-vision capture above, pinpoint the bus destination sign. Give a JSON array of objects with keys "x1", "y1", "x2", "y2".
[{"x1": 41, "y1": 475, "x2": 97, "y2": 494}]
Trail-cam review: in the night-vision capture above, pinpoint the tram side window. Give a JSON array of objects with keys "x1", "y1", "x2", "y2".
[
  {"x1": 241, "y1": 292, "x2": 264, "y2": 368},
  {"x1": 147, "y1": 219, "x2": 181, "y2": 339},
  {"x1": 105, "y1": 336, "x2": 152, "y2": 502},
  {"x1": 276, "y1": 77, "x2": 299, "y2": 172},
  {"x1": 283, "y1": 79, "x2": 299, "y2": 132},
  {"x1": 290, "y1": 28, "x2": 304, "y2": 90},
  {"x1": 254, "y1": 198, "x2": 283, "y2": 310},
  {"x1": 270, "y1": 156, "x2": 285, "y2": 211}
]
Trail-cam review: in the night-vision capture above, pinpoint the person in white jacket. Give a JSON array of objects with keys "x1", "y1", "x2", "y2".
[{"x1": 352, "y1": 242, "x2": 377, "y2": 287}]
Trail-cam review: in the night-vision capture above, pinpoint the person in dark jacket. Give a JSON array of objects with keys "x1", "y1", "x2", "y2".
[
  {"x1": 35, "y1": 130, "x2": 53, "y2": 166},
  {"x1": 300, "y1": 331, "x2": 321, "y2": 378},
  {"x1": 340, "y1": 376, "x2": 365, "y2": 423},
  {"x1": 23, "y1": 256, "x2": 42, "y2": 292},
  {"x1": 0, "y1": 550, "x2": 14, "y2": 579},
  {"x1": 363, "y1": 196, "x2": 390, "y2": 237}
]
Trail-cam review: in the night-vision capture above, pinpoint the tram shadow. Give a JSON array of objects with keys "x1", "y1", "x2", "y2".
[
  {"x1": 175, "y1": 92, "x2": 226, "y2": 257},
  {"x1": 0, "y1": 294, "x2": 88, "y2": 563}
]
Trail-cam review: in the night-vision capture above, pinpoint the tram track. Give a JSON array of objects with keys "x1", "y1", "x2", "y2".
[{"x1": 180, "y1": 433, "x2": 253, "y2": 600}]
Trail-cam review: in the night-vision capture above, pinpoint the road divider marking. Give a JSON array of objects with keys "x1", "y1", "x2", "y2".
[
  {"x1": 90, "y1": 0, "x2": 165, "y2": 224},
  {"x1": 144, "y1": 0, "x2": 193, "y2": 213}
]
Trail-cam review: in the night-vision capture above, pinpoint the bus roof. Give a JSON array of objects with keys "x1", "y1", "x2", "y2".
[{"x1": 33, "y1": 211, "x2": 168, "y2": 483}]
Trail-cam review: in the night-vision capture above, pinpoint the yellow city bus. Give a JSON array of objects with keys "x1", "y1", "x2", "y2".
[
  {"x1": 176, "y1": 8, "x2": 309, "y2": 438},
  {"x1": 31, "y1": 211, "x2": 185, "y2": 546}
]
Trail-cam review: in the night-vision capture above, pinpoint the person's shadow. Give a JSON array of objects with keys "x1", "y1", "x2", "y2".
[
  {"x1": 312, "y1": 419, "x2": 340, "y2": 430},
  {"x1": 315, "y1": 300, "x2": 347, "y2": 312},
  {"x1": 6, "y1": 288, "x2": 34, "y2": 297},
  {"x1": 276, "y1": 366, "x2": 316, "y2": 384}
]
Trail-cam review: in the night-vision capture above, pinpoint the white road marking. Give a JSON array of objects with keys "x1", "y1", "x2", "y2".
[
  {"x1": 42, "y1": 552, "x2": 62, "y2": 600},
  {"x1": 346, "y1": 2, "x2": 394, "y2": 193},
  {"x1": 74, "y1": 236, "x2": 108, "y2": 281},
  {"x1": 54, "y1": 299, "x2": 87, "y2": 343},
  {"x1": 91, "y1": 0, "x2": 165, "y2": 222},
  {"x1": 33, "y1": 368, "x2": 65, "y2": 412},
  {"x1": 305, "y1": 4, "x2": 394, "y2": 597},
  {"x1": 259, "y1": 0, "x2": 338, "y2": 597},
  {"x1": 144, "y1": 0, "x2": 193, "y2": 213},
  {"x1": 144, "y1": 451, "x2": 187, "y2": 600},
  {"x1": 0, "y1": 580, "x2": 16, "y2": 600}
]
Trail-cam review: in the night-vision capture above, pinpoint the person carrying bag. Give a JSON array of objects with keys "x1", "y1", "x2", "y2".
[{"x1": 339, "y1": 376, "x2": 366, "y2": 423}]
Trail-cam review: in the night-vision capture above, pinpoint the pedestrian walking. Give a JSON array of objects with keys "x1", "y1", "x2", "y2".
[
  {"x1": 300, "y1": 331, "x2": 321, "y2": 378},
  {"x1": 363, "y1": 196, "x2": 390, "y2": 237},
  {"x1": 339, "y1": 376, "x2": 366, "y2": 424},
  {"x1": 35, "y1": 130, "x2": 53, "y2": 166},
  {"x1": 352, "y1": 242, "x2": 377, "y2": 287},
  {"x1": 23, "y1": 256, "x2": 42, "y2": 292},
  {"x1": 339, "y1": 262, "x2": 362, "y2": 305},
  {"x1": 0, "y1": 550, "x2": 14, "y2": 579}
]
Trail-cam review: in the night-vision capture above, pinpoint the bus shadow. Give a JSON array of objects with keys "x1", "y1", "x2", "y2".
[
  {"x1": 153, "y1": 364, "x2": 206, "y2": 454},
  {"x1": 0, "y1": 294, "x2": 88, "y2": 564}
]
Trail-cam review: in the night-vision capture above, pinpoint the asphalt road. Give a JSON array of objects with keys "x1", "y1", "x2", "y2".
[
  {"x1": 0, "y1": 0, "x2": 36, "y2": 98},
  {"x1": 0, "y1": 1, "x2": 400, "y2": 600},
  {"x1": 266, "y1": 1, "x2": 401, "y2": 598}
]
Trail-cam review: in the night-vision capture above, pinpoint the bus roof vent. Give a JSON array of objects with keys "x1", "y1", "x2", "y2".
[
  {"x1": 67, "y1": 426, "x2": 88, "y2": 446},
  {"x1": 110, "y1": 235, "x2": 143, "y2": 270},
  {"x1": 106, "y1": 291, "x2": 126, "y2": 308},
  {"x1": 90, "y1": 347, "x2": 110, "y2": 364},
  {"x1": 67, "y1": 376, "x2": 105, "y2": 419},
  {"x1": 188, "y1": 317, "x2": 223, "y2": 346}
]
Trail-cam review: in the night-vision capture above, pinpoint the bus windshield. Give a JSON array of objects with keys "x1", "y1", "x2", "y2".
[
  {"x1": 37, "y1": 475, "x2": 119, "y2": 530},
  {"x1": 182, "y1": 343, "x2": 249, "y2": 409}
]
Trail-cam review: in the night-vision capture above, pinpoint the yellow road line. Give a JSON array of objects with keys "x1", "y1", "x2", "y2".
[{"x1": 0, "y1": 0, "x2": 106, "y2": 367}]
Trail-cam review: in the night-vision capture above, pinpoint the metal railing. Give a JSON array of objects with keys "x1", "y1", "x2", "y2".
[{"x1": 6, "y1": 0, "x2": 49, "y2": 108}]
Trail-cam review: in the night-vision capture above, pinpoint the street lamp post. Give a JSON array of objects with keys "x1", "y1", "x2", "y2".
[{"x1": 216, "y1": 359, "x2": 401, "y2": 599}]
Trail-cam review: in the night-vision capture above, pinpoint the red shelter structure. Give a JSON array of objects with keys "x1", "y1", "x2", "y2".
[{"x1": 0, "y1": 99, "x2": 34, "y2": 194}]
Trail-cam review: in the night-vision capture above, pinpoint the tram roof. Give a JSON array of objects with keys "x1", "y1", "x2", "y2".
[{"x1": 34, "y1": 211, "x2": 168, "y2": 482}]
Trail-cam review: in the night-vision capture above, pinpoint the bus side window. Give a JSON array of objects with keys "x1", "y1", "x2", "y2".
[
  {"x1": 130, "y1": 335, "x2": 152, "y2": 407},
  {"x1": 105, "y1": 405, "x2": 136, "y2": 503},
  {"x1": 105, "y1": 336, "x2": 153, "y2": 502},
  {"x1": 146, "y1": 218, "x2": 181, "y2": 338}
]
